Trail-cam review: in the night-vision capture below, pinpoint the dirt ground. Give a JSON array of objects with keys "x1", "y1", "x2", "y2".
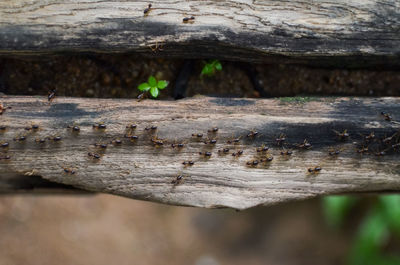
[{"x1": 0, "y1": 54, "x2": 399, "y2": 265}]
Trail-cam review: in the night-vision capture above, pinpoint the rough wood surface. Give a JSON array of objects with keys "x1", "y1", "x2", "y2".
[
  {"x1": 1, "y1": 96, "x2": 399, "y2": 209},
  {"x1": 1, "y1": 0, "x2": 400, "y2": 66}
]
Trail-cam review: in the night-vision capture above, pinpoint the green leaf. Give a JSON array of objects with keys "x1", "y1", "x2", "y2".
[
  {"x1": 322, "y1": 195, "x2": 357, "y2": 228},
  {"x1": 379, "y1": 195, "x2": 400, "y2": 234},
  {"x1": 148, "y1": 76, "x2": 157, "y2": 87},
  {"x1": 149, "y1": 87, "x2": 159, "y2": 98},
  {"x1": 138, "y1": 82, "x2": 150, "y2": 92},
  {"x1": 215, "y1": 62, "x2": 222, "y2": 71},
  {"x1": 157, "y1": 80, "x2": 169, "y2": 89}
]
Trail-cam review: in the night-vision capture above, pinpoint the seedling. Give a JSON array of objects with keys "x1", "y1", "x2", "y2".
[
  {"x1": 201, "y1": 60, "x2": 222, "y2": 77},
  {"x1": 138, "y1": 76, "x2": 168, "y2": 99}
]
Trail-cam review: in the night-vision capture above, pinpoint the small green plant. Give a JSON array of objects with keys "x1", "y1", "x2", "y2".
[
  {"x1": 138, "y1": 76, "x2": 168, "y2": 98},
  {"x1": 201, "y1": 60, "x2": 222, "y2": 77}
]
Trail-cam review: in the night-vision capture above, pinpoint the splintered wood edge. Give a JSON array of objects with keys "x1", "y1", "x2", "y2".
[{"x1": 0, "y1": 96, "x2": 399, "y2": 209}]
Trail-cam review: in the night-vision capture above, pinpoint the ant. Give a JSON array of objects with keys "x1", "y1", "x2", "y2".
[
  {"x1": 232, "y1": 150, "x2": 244, "y2": 157},
  {"x1": 295, "y1": 139, "x2": 312, "y2": 149},
  {"x1": 126, "y1": 124, "x2": 137, "y2": 133},
  {"x1": 307, "y1": 166, "x2": 322, "y2": 174},
  {"x1": 275, "y1": 134, "x2": 286, "y2": 146},
  {"x1": 24, "y1": 123, "x2": 40, "y2": 131},
  {"x1": 360, "y1": 132, "x2": 375, "y2": 142},
  {"x1": 88, "y1": 152, "x2": 101, "y2": 160},
  {"x1": 246, "y1": 130, "x2": 259, "y2": 138},
  {"x1": 35, "y1": 138, "x2": 47, "y2": 144},
  {"x1": 260, "y1": 155, "x2": 274, "y2": 163},
  {"x1": 13, "y1": 134, "x2": 27, "y2": 142},
  {"x1": 0, "y1": 125, "x2": 7, "y2": 131},
  {"x1": 48, "y1": 88, "x2": 56, "y2": 103},
  {"x1": 256, "y1": 144, "x2": 269, "y2": 152},
  {"x1": 144, "y1": 4, "x2": 152, "y2": 15},
  {"x1": 328, "y1": 147, "x2": 342, "y2": 156},
  {"x1": 149, "y1": 41, "x2": 164, "y2": 52},
  {"x1": 199, "y1": 151, "x2": 212, "y2": 157},
  {"x1": 171, "y1": 139, "x2": 186, "y2": 149},
  {"x1": 183, "y1": 16, "x2": 195, "y2": 23},
  {"x1": 151, "y1": 136, "x2": 164, "y2": 147},
  {"x1": 203, "y1": 138, "x2": 217, "y2": 145},
  {"x1": 392, "y1": 143, "x2": 400, "y2": 150},
  {"x1": 280, "y1": 149, "x2": 293, "y2": 156},
  {"x1": 0, "y1": 155, "x2": 11, "y2": 160},
  {"x1": 0, "y1": 141, "x2": 9, "y2": 148},
  {"x1": 110, "y1": 138, "x2": 122, "y2": 145},
  {"x1": 145, "y1": 125, "x2": 157, "y2": 131},
  {"x1": 382, "y1": 132, "x2": 398, "y2": 144},
  {"x1": 62, "y1": 167, "x2": 76, "y2": 175},
  {"x1": 246, "y1": 160, "x2": 259, "y2": 167},
  {"x1": 171, "y1": 174, "x2": 187, "y2": 185},
  {"x1": 208, "y1": 127, "x2": 219, "y2": 133},
  {"x1": 137, "y1": 92, "x2": 147, "y2": 102},
  {"x1": 333, "y1": 129, "x2": 349, "y2": 140},
  {"x1": 182, "y1": 161, "x2": 195, "y2": 166},
  {"x1": 356, "y1": 146, "x2": 369, "y2": 154},
  {"x1": 67, "y1": 124, "x2": 80, "y2": 132},
  {"x1": 0, "y1": 103, "x2": 11, "y2": 115},
  {"x1": 226, "y1": 136, "x2": 241, "y2": 144},
  {"x1": 48, "y1": 135, "x2": 62, "y2": 142},
  {"x1": 93, "y1": 142, "x2": 108, "y2": 149},
  {"x1": 93, "y1": 122, "x2": 106, "y2": 130},
  {"x1": 124, "y1": 134, "x2": 139, "y2": 142},
  {"x1": 218, "y1": 148, "x2": 230, "y2": 154},
  {"x1": 192, "y1": 133, "x2": 203, "y2": 138},
  {"x1": 381, "y1": 111, "x2": 393, "y2": 122}
]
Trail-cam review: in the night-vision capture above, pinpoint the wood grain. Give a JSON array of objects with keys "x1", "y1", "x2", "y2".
[
  {"x1": 0, "y1": 0, "x2": 400, "y2": 66},
  {"x1": 0, "y1": 96, "x2": 399, "y2": 209}
]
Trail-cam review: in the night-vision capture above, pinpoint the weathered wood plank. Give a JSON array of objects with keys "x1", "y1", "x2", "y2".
[
  {"x1": 0, "y1": 96, "x2": 399, "y2": 209},
  {"x1": 1, "y1": 0, "x2": 400, "y2": 66}
]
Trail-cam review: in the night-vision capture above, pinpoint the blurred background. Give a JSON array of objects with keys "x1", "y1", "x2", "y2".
[{"x1": 1, "y1": 55, "x2": 400, "y2": 265}]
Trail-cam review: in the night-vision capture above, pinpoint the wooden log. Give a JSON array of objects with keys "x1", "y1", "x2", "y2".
[
  {"x1": 1, "y1": 1, "x2": 400, "y2": 67},
  {"x1": 0, "y1": 96, "x2": 399, "y2": 209}
]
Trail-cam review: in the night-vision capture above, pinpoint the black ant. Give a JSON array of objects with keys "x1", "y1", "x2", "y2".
[
  {"x1": 232, "y1": 150, "x2": 244, "y2": 157},
  {"x1": 192, "y1": 133, "x2": 203, "y2": 138},
  {"x1": 260, "y1": 155, "x2": 274, "y2": 163},
  {"x1": 204, "y1": 138, "x2": 217, "y2": 145},
  {"x1": 171, "y1": 174, "x2": 187, "y2": 185},
  {"x1": 149, "y1": 41, "x2": 164, "y2": 52},
  {"x1": 308, "y1": 166, "x2": 322, "y2": 174},
  {"x1": 124, "y1": 134, "x2": 139, "y2": 142},
  {"x1": 295, "y1": 139, "x2": 312, "y2": 149},
  {"x1": 0, "y1": 125, "x2": 7, "y2": 131},
  {"x1": 199, "y1": 151, "x2": 212, "y2": 157},
  {"x1": 256, "y1": 144, "x2": 269, "y2": 152},
  {"x1": 88, "y1": 152, "x2": 101, "y2": 160},
  {"x1": 145, "y1": 125, "x2": 157, "y2": 131},
  {"x1": 93, "y1": 122, "x2": 106, "y2": 130},
  {"x1": 24, "y1": 123, "x2": 40, "y2": 131},
  {"x1": 137, "y1": 93, "x2": 146, "y2": 102},
  {"x1": 0, "y1": 141, "x2": 9, "y2": 148},
  {"x1": 280, "y1": 149, "x2": 293, "y2": 156},
  {"x1": 48, "y1": 88, "x2": 56, "y2": 102},
  {"x1": 246, "y1": 160, "x2": 259, "y2": 167},
  {"x1": 275, "y1": 134, "x2": 286, "y2": 146},
  {"x1": 356, "y1": 146, "x2": 369, "y2": 154},
  {"x1": 171, "y1": 140, "x2": 186, "y2": 149},
  {"x1": 67, "y1": 124, "x2": 80, "y2": 132},
  {"x1": 328, "y1": 147, "x2": 342, "y2": 156},
  {"x1": 183, "y1": 16, "x2": 195, "y2": 23},
  {"x1": 361, "y1": 132, "x2": 375, "y2": 142},
  {"x1": 151, "y1": 136, "x2": 164, "y2": 147},
  {"x1": 0, "y1": 155, "x2": 11, "y2": 160},
  {"x1": 63, "y1": 167, "x2": 76, "y2": 175},
  {"x1": 110, "y1": 138, "x2": 122, "y2": 145},
  {"x1": 93, "y1": 142, "x2": 108, "y2": 149},
  {"x1": 182, "y1": 161, "x2": 195, "y2": 166},
  {"x1": 208, "y1": 127, "x2": 219, "y2": 133},
  {"x1": 246, "y1": 130, "x2": 259, "y2": 138},
  {"x1": 49, "y1": 135, "x2": 62, "y2": 142},
  {"x1": 144, "y1": 4, "x2": 152, "y2": 15},
  {"x1": 382, "y1": 132, "x2": 398, "y2": 144},
  {"x1": 35, "y1": 138, "x2": 47, "y2": 144},
  {"x1": 13, "y1": 134, "x2": 27, "y2": 142},
  {"x1": 381, "y1": 111, "x2": 393, "y2": 121},
  {"x1": 218, "y1": 148, "x2": 230, "y2": 154},
  {"x1": 333, "y1": 129, "x2": 349, "y2": 140},
  {"x1": 227, "y1": 136, "x2": 241, "y2": 144}
]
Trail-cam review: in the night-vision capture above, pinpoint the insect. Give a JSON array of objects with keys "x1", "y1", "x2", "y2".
[
  {"x1": 49, "y1": 135, "x2": 62, "y2": 142},
  {"x1": 280, "y1": 149, "x2": 293, "y2": 156},
  {"x1": 0, "y1": 141, "x2": 9, "y2": 148},
  {"x1": 260, "y1": 155, "x2": 274, "y2": 162},
  {"x1": 110, "y1": 138, "x2": 122, "y2": 145},
  {"x1": 25, "y1": 123, "x2": 40, "y2": 131},
  {"x1": 171, "y1": 139, "x2": 186, "y2": 149},
  {"x1": 126, "y1": 124, "x2": 137, "y2": 133},
  {"x1": 208, "y1": 127, "x2": 219, "y2": 133},
  {"x1": 124, "y1": 134, "x2": 139, "y2": 142},
  {"x1": 246, "y1": 130, "x2": 259, "y2": 138},
  {"x1": 48, "y1": 89, "x2": 56, "y2": 102},
  {"x1": 307, "y1": 166, "x2": 322, "y2": 174},
  {"x1": 93, "y1": 142, "x2": 108, "y2": 149},
  {"x1": 232, "y1": 150, "x2": 244, "y2": 157},
  {"x1": 192, "y1": 133, "x2": 203, "y2": 138},
  {"x1": 275, "y1": 134, "x2": 286, "y2": 146},
  {"x1": 144, "y1": 3, "x2": 152, "y2": 15},
  {"x1": 35, "y1": 138, "x2": 47, "y2": 144},
  {"x1": 356, "y1": 146, "x2": 369, "y2": 154},
  {"x1": 67, "y1": 124, "x2": 80, "y2": 132},
  {"x1": 256, "y1": 144, "x2": 269, "y2": 152},
  {"x1": 137, "y1": 92, "x2": 146, "y2": 102},
  {"x1": 171, "y1": 174, "x2": 187, "y2": 185},
  {"x1": 246, "y1": 160, "x2": 259, "y2": 167},
  {"x1": 203, "y1": 138, "x2": 217, "y2": 145},
  {"x1": 149, "y1": 41, "x2": 164, "y2": 52},
  {"x1": 151, "y1": 136, "x2": 164, "y2": 147},
  {"x1": 13, "y1": 134, "x2": 27, "y2": 142},
  {"x1": 218, "y1": 148, "x2": 230, "y2": 154},
  {"x1": 0, "y1": 125, "x2": 7, "y2": 131},
  {"x1": 182, "y1": 161, "x2": 195, "y2": 166},
  {"x1": 0, "y1": 104, "x2": 11, "y2": 115},
  {"x1": 0, "y1": 155, "x2": 11, "y2": 160},
  {"x1": 333, "y1": 129, "x2": 349, "y2": 140},
  {"x1": 361, "y1": 132, "x2": 375, "y2": 142},
  {"x1": 328, "y1": 147, "x2": 342, "y2": 156},
  {"x1": 93, "y1": 122, "x2": 106, "y2": 130},
  {"x1": 226, "y1": 136, "x2": 241, "y2": 144},
  {"x1": 392, "y1": 143, "x2": 400, "y2": 149},
  {"x1": 62, "y1": 167, "x2": 76, "y2": 174},
  {"x1": 88, "y1": 152, "x2": 101, "y2": 160},
  {"x1": 145, "y1": 125, "x2": 158, "y2": 131},
  {"x1": 295, "y1": 139, "x2": 312, "y2": 149},
  {"x1": 183, "y1": 16, "x2": 195, "y2": 23},
  {"x1": 199, "y1": 151, "x2": 212, "y2": 157},
  {"x1": 382, "y1": 132, "x2": 399, "y2": 144},
  {"x1": 381, "y1": 111, "x2": 393, "y2": 121}
]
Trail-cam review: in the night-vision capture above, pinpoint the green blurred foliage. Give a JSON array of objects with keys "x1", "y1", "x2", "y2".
[
  {"x1": 323, "y1": 195, "x2": 400, "y2": 265},
  {"x1": 138, "y1": 75, "x2": 168, "y2": 98},
  {"x1": 201, "y1": 60, "x2": 222, "y2": 77}
]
